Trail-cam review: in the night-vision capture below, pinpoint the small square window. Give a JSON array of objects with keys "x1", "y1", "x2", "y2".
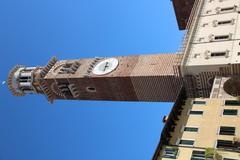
[
  {"x1": 193, "y1": 101, "x2": 206, "y2": 105},
  {"x1": 179, "y1": 139, "x2": 194, "y2": 146},
  {"x1": 223, "y1": 109, "x2": 238, "y2": 115},
  {"x1": 57, "y1": 83, "x2": 79, "y2": 98},
  {"x1": 219, "y1": 126, "x2": 235, "y2": 135},
  {"x1": 214, "y1": 35, "x2": 230, "y2": 41},
  {"x1": 184, "y1": 127, "x2": 199, "y2": 132},
  {"x1": 58, "y1": 83, "x2": 72, "y2": 96},
  {"x1": 189, "y1": 110, "x2": 203, "y2": 115},
  {"x1": 217, "y1": 140, "x2": 234, "y2": 149},
  {"x1": 86, "y1": 87, "x2": 96, "y2": 93},
  {"x1": 211, "y1": 52, "x2": 226, "y2": 57},
  {"x1": 58, "y1": 61, "x2": 80, "y2": 74},
  {"x1": 218, "y1": 20, "x2": 232, "y2": 25},
  {"x1": 162, "y1": 147, "x2": 179, "y2": 159},
  {"x1": 221, "y1": 7, "x2": 235, "y2": 12},
  {"x1": 225, "y1": 100, "x2": 240, "y2": 106},
  {"x1": 191, "y1": 150, "x2": 205, "y2": 160}
]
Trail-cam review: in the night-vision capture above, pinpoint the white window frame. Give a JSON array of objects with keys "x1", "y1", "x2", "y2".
[
  {"x1": 218, "y1": 126, "x2": 236, "y2": 135},
  {"x1": 209, "y1": 33, "x2": 233, "y2": 42},
  {"x1": 191, "y1": 150, "x2": 206, "y2": 160},
  {"x1": 216, "y1": 5, "x2": 237, "y2": 14},
  {"x1": 181, "y1": 125, "x2": 199, "y2": 133},
  {"x1": 205, "y1": 50, "x2": 230, "y2": 59},
  {"x1": 215, "y1": 139, "x2": 234, "y2": 149},
  {"x1": 212, "y1": 19, "x2": 235, "y2": 27},
  {"x1": 177, "y1": 138, "x2": 195, "y2": 147},
  {"x1": 187, "y1": 109, "x2": 204, "y2": 116},
  {"x1": 192, "y1": 100, "x2": 207, "y2": 105},
  {"x1": 210, "y1": 50, "x2": 229, "y2": 58},
  {"x1": 221, "y1": 109, "x2": 239, "y2": 116},
  {"x1": 224, "y1": 100, "x2": 240, "y2": 106},
  {"x1": 162, "y1": 147, "x2": 180, "y2": 159}
]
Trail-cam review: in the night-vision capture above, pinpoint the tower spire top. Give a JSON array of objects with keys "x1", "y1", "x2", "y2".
[{"x1": 7, "y1": 65, "x2": 26, "y2": 96}]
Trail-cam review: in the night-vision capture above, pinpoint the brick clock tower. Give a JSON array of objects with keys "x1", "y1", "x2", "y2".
[
  {"x1": 8, "y1": 0, "x2": 240, "y2": 102},
  {"x1": 7, "y1": 54, "x2": 183, "y2": 103}
]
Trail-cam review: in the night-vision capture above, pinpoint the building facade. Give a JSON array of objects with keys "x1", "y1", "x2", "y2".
[
  {"x1": 153, "y1": 92, "x2": 240, "y2": 160},
  {"x1": 179, "y1": 0, "x2": 240, "y2": 98}
]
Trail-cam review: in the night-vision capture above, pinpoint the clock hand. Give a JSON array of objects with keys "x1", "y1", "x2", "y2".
[{"x1": 103, "y1": 62, "x2": 109, "y2": 71}]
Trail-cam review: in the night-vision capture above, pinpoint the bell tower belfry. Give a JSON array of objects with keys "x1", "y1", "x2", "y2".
[{"x1": 7, "y1": 54, "x2": 183, "y2": 103}]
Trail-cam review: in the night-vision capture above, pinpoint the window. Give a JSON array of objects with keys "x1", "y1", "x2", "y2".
[
  {"x1": 216, "y1": 140, "x2": 235, "y2": 149},
  {"x1": 58, "y1": 83, "x2": 72, "y2": 96},
  {"x1": 221, "y1": 7, "x2": 235, "y2": 12},
  {"x1": 184, "y1": 127, "x2": 199, "y2": 132},
  {"x1": 58, "y1": 61, "x2": 80, "y2": 74},
  {"x1": 162, "y1": 147, "x2": 179, "y2": 159},
  {"x1": 193, "y1": 101, "x2": 206, "y2": 105},
  {"x1": 86, "y1": 87, "x2": 96, "y2": 92},
  {"x1": 223, "y1": 109, "x2": 238, "y2": 115},
  {"x1": 214, "y1": 35, "x2": 230, "y2": 41},
  {"x1": 225, "y1": 100, "x2": 240, "y2": 106},
  {"x1": 179, "y1": 139, "x2": 194, "y2": 146},
  {"x1": 218, "y1": 20, "x2": 232, "y2": 25},
  {"x1": 219, "y1": 126, "x2": 235, "y2": 135},
  {"x1": 191, "y1": 150, "x2": 205, "y2": 160},
  {"x1": 209, "y1": 34, "x2": 232, "y2": 42},
  {"x1": 57, "y1": 83, "x2": 80, "y2": 97},
  {"x1": 189, "y1": 110, "x2": 203, "y2": 115},
  {"x1": 19, "y1": 76, "x2": 31, "y2": 82},
  {"x1": 213, "y1": 19, "x2": 234, "y2": 27},
  {"x1": 68, "y1": 84, "x2": 80, "y2": 98},
  {"x1": 211, "y1": 51, "x2": 226, "y2": 57},
  {"x1": 209, "y1": 50, "x2": 229, "y2": 58},
  {"x1": 216, "y1": 6, "x2": 237, "y2": 14}
]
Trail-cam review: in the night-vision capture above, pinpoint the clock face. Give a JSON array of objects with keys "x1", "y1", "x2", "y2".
[{"x1": 92, "y1": 58, "x2": 119, "y2": 75}]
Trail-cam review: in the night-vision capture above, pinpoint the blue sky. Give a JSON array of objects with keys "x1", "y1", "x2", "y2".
[{"x1": 0, "y1": 0, "x2": 183, "y2": 160}]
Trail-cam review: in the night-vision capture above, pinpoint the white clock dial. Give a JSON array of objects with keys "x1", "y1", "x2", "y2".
[{"x1": 92, "y1": 58, "x2": 119, "y2": 75}]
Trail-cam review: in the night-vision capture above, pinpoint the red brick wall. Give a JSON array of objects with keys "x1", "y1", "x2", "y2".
[{"x1": 42, "y1": 54, "x2": 182, "y2": 102}]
